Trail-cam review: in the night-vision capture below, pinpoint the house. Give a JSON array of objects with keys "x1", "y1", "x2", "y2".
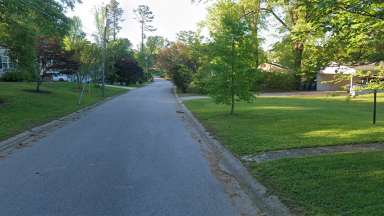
[
  {"x1": 0, "y1": 47, "x2": 12, "y2": 76},
  {"x1": 258, "y1": 63, "x2": 290, "y2": 73},
  {"x1": 316, "y1": 62, "x2": 384, "y2": 92}
]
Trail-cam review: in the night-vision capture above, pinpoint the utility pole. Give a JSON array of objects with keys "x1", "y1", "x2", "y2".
[{"x1": 102, "y1": 7, "x2": 109, "y2": 97}]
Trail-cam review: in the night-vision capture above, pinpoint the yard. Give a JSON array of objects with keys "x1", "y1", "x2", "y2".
[
  {"x1": 185, "y1": 94, "x2": 384, "y2": 155},
  {"x1": 0, "y1": 82, "x2": 127, "y2": 141},
  {"x1": 185, "y1": 94, "x2": 384, "y2": 215},
  {"x1": 252, "y1": 151, "x2": 384, "y2": 215}
]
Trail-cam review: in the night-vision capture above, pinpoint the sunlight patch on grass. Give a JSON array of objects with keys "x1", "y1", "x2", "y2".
[
  {"x1": 251, "y1": 106, "x2": 316, "y2": 111},
  {"x1": 302, "y1": 127, "x2": 384, "y2": 139}
]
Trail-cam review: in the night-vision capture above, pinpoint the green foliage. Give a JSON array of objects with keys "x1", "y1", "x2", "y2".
[
  {"x1": 0, "y1": 0, "x2": 73, "y2": 78},
  {"x1": 106, "y1": 0, "x2": 124, "y2": 41},
  {"x1": 205, "y1": 0, "x2": 259, "y2": 114},
  {"x1": 258, "y1": 72, "x2": 297, "y2": 92},
  {"x1": 134, "y1": 5, "x2": 156, "y2": 52},
  {"x1": 1, "y1": 69, "x2": 34, "y2": 82},
  {"x1": 172, "y1": 65, "x2": 193, "y2": 93},
  {"x1": 157, "y1": 42, "x2": 198, "y2": 92}
]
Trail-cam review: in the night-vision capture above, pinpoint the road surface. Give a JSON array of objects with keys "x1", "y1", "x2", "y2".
[{"x1": 0, "y1": 79, "x2": 239, "y2": 216}]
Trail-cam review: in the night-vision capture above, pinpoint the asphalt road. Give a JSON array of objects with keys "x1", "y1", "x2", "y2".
[{"x1": 0, "y1": 79, "x2": 238, "y2": 216}]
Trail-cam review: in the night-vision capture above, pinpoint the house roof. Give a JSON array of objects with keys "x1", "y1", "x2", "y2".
[
  {"x1": 352, "y1": 62, "x2": 384, "y2": 72},
  {"x1": 320, "y1": 64, "x2": 356, "y2": 75},
  {"x1": 258, "y1": 63, "x2": 289, "y2": 73},
  {"x1": 320, "y1": 62, "x2": 384, "y2": 75}
]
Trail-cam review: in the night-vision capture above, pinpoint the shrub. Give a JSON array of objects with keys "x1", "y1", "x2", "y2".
[
  {"x1": 172, "y1": 65, "x2": 192, "y2": 93},
  {"x1": 257, "y1": 72, "x2": 297, "y2": 92},
  {"x1": 1, "y1": 69, "x2": 33, "y2": 82}
]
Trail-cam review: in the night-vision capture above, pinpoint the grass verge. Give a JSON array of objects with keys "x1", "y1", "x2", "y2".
[
  {"x1": 0, "y1": 82, "x2": 127, "y2": 141},
  {"x1": 252, "y1": 151, "x2": 384, "y2": 215},
  {"x1": 185, "y1": 95, "x2": 384, "y2": 155}
]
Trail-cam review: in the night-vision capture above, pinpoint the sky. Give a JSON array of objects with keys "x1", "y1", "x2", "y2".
[
  {"x1": 66, "y1": 0, "x2": 281, "y2": 50},
  {"x1": 66, "y1": 0, "x2": 209, "y2": 49}
]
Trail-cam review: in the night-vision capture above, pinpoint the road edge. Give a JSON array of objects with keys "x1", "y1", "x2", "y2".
[
  {"x1": 172, "y1": 87, "x2": 292, "y2": 216},
  {"x1": 0, "y1": 91, "x2": 129, "y2": 153}
]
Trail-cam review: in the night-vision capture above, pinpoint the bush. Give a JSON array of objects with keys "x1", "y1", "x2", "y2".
[
  {"x1": 172, "y1": 65, "x2": 192, "y2": 93},
  {"x1": 1, "y1": 69, "x2": 33, "y2": 82},
  {"x1": 256, "y1": 72, "x2": 297, "y2": 92}
]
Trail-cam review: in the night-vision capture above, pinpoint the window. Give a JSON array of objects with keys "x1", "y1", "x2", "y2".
[{"x1": 1, "y1": 54, "x2": 10, "y2": 71}]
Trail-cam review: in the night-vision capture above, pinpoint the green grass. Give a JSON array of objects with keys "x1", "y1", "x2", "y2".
[
  {"x1": 252, "y1": 151, "x2": 384, "y2": 216},
  {"x1": 0, "y1": 82, "x2": 127, "y2": 141},
  {"x1": 185, "y1": 95, "x2": 384, "y2": 155}
]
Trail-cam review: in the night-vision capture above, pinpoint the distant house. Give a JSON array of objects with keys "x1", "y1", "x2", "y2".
[
  {"x1": 0, "y1": 47, "x2": 12, "y2": 76},
  {"x1": 258, "y1": 63, "x2": 290, "y2": 73},
  {"x1": 316, "y1": 62, "x2": 384, "y2": 92}
]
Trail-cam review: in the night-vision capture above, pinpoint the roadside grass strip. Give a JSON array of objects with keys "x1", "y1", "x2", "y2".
[
  {"x1": 252, "y1": 151, "x2": 384, "y2": 216},
  {"x1": 0, "y1": 82, "x2": 127, "y2": 141}
]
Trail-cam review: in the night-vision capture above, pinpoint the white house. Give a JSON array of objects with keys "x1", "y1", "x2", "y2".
[
  {"x1": 316, "y1": 62, "x2": 356, "y2": 91},
  {"x1": 317, "y1": 62, "x2": 384, "y2": 92},
  {"x1": 0, "y1": 47, "x2": 12, "y2": 76}
]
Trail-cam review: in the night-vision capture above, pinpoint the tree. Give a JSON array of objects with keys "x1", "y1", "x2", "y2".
[
  {"x1": 36, "y1": 37, "x2": 64, "y2": 91},
  {"x1": 0, "y1": 0, "x2": 74, "y2": 86},
  {"x1": 205, "y1": 0, "x2": 258, "y2": 114},
  {"x1": 115, "y1": 57, "x2": 144, "y2": 85},
  {"x1": 134, "y1": 5, "x2": 156, "y2": 53},
  {"x1": 106, "y1": 38, "x2": 133, "y2": 83},
  {"x1": 261, "y1": 0, "x2": 325, "y2": 86},
  {"x1": 144, "y1": 36, "x2": 168, "y2": 73},
  {"x1": 106, "y1": 0, "x2": 124, "y2": 41},
  {"x1": 63, "y1": 17, "x2": 89, "y2": 87},
  {"x1": 157, "y1": 42, "x2": 194, "y2": 92}
]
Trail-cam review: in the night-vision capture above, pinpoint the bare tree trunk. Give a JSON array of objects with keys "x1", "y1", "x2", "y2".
[
  {"x1": 36, "y1": 78, "x2": 42, "y2": 92},
  {"x1": 141, "y1": 22, "x2": 144, "y2": 53},
  {"x1": 293, "y1": 42, "x2": 304, "y2": 89},
  {"x1": 293, "y1": 42, "x2": 304, "y2": 74},
  {"x1": 230, "y1": 38, "x2": 235, "y2": 115}
]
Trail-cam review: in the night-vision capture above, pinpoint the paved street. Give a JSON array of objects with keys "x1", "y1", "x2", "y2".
[{"x1": 0, "y1": 79, "x2": 238, "y2": 216}]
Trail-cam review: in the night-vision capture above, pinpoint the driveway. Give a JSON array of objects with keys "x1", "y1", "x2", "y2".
[{"x1": 0, "y1": 79, "x2": 239, "y2": 216}]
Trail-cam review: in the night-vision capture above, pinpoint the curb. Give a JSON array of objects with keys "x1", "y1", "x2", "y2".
[
  {"x1": 0, "y1": 92, "x2": 127, "y2": 154},
  {"x1": 173, "y1": 87, "x2": 292, "y2": 216}
]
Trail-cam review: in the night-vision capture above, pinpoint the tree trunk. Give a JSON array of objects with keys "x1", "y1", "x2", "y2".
[
  {"x1": 141, "y1": 22, "x2": 144, "y2": 53},
  {"x1": 230, "y1": 39, "x2": 235, "y2": 115},
  {"x1": 293, "y1": 42, "x2": 304, "y2": 89},
  {"x1": 293, "y1": 42, "x2": 304, "y2": 74},
  {"x1": 36, "y1": 78, "x2": 42, "y2": 92}
]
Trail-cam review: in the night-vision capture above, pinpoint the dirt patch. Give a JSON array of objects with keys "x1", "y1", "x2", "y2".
[{"x1": 22, "y1": 89, "x2": 52, "y2": 94}]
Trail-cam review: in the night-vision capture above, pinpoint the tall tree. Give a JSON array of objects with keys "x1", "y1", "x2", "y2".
[
  {"x1": 106, "y1": 0, "x2": 124, "y2": 41},
  {"x1": 134, "y1": 5, "x2": 156, "y2": 53},
  {"x1": 262, "y1": 0, "x2": 324, "y2": 85}
]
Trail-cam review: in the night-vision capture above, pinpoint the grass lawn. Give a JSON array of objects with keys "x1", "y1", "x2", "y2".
[
  {"x1": 185, "y1": 95, "x2": 384, "y2": 155},
  {"x1": 252, "y1": 151, "x2": 384, "y2": 215},
  {"x1": 0, "y1": 82, "x2": 127, "y2": 141}
]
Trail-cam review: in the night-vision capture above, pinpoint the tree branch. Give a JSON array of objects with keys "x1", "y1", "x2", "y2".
[{"x1": 260, "y1": 8, "x2": 291, "y2": 31}]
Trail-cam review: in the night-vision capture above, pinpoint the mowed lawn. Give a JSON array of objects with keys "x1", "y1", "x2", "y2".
[
  {"x1": 185, "y1": 95, "x2": 384, "y2": 155},
  {"x1": 252, "y1": 151, "x2": 384, "y2": 216},
  {"x1": 0, "y1": 82, "x2": 127, "y2": 141},
  {"x1": 186, "y1": 95, "x2": 384, "y2": 215}
]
